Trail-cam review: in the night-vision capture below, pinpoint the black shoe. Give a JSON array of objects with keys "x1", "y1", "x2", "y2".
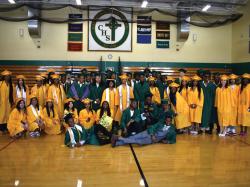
[
  {"x1": 176, "y1": 129, "x2": 184, "y2": 134},
  {"x1": 111, "y1": 135, "x2": 118, "y2": 148},
  {"x1": 205, "y1": 130, "x2": 212, "y2": 134},
  {"x1": 198, "y1": 130, "x2": 204, "y2": 134}
]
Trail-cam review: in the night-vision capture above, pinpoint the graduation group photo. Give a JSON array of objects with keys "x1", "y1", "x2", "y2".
[{"x1": 0, "y1": 0, "x2": 250, "y2": 187}]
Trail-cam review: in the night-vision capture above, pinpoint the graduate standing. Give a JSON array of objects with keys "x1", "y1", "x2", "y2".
[
  {"x1": 188, "y1": 75, "x2": 204, "y2": 135},
  {"x1": 115, "y1": 74, "x2": 134, "y2": 122},
  {"x1": 169, "y1": 82, "x2": 191, "y2": 132},
  {"x1": 0, "y1": 70, "x2": 14, "y2": 133},
  {"x1": 215, "y1": 75, "x2": 233, "y2": 136},
  {"x1": 89, "y1": 73, "x2": 105, "y2": 111},
  {"x1": 179, "y1": 76, "x2": 190, "y2": 102},
  {"x1": 47, "y1": 74, "x2": 66, "y2": 119},
  {"x1": 14, "y1": 75, "x2": 30, "y2": 105},
  {"x1": 31, "y1": 75, "x2": 46, "y2": 107},
  {"x1": 7, "y1": 98, "x2": 28, "y2": 138},
  {"x1": 68, "y1": 74, "x2": 89, "y2": 113},
  {"x1": 101, "y1": 79, "x2": 119, "y2": 119},
  {"x1": 148, "y1": 76, "x2": 161, "y2": 105},
  {"x1": 134, "y1": 72, "x2": 150, "y2": 108},
  {"x1": 238, "y1": 73, "x2": 250, "y2": 135},
  {"x1": 63, "y1": 98, "x2": 79, "y2": 129}
]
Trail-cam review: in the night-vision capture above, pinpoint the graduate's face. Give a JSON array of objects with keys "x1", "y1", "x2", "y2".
[
  {"x1": 47, "y1": 101, "x2": 53, "y2": 108},
  {"x1": 182, "y1": 80, "x2": 187, "y2": 86},
  {"x1": 69, "y1": 102, "x2": 74, "y2": 109},
  {"x1": 145, "y1": 97, "x2": 152, "y2": 104},
  {"x1": 37, "y1": 80, "x2": 42, "y2": 86},
  {"x1": 18, "y1": 79, "x2": 24, "y2": 86},
  {"x1": 85, "y1": 103, "x2": 90, "y2": 109},
  {"x1": 122, "y1": 79, "x2": 127, "y2": 84},
  {"x1": 193, "y1": 80, "x2": 198, "y2": 86},
  {"x1": 140, "y1": 75, "x2": 145, "y2": 82},
  {"x1": 149, "y1": 81, "x2": 154, "y2": 86},
  {"x1": 180, "y1": 72, "x2": 185, "y2": 77},
  {"x1": 61, "y1": 76, "x2": 66, "y2": 83},
  {"x1": 31, "y1": 98, "x2": 38, "y2": 106},
  {"x1": 111, "y1": 74, "x2": 116, "y2": 79},
  {"x1": 68, "y1": 118, "x2": 74, "y2": 127},
  {"x1": 165, "y1": 117, "x2": 172, "y2": 124},
  {"x1": 4, "y1": 75, "x2": 11, "y2": 82},
  {"x1": 54, "y1": 78, "x2": 59, "y2": 84},
  {"x1": 221, "y1": 80, "x2": 227, "y2": 87},
  {"x1": 243, "y1": 78, "x2": 249, "y2": 85},
  {"x1": 79, "y1": 76, "x2": 85, "y2": 83},
  {"x1": 95, "y1": 76, "x2": 101, "y2": 83},
  {"x1": 162, "y1": 104, "x2": 169, "y2": 110},
  {"x1": 171, "y1": 87, "x2": 177, "y2": 93},
  {"x1": 230, "y1": 79, "x2": 236, "y2": 84},
  {"x1": 19, "y1": 100, "x2": 25, "y2": 109},
  {"x1": 167, "y1": 80, "x2": 173, "y2": 85},
  {"x1": 203, "y1": 74, "x2": 210, "y2": 82},
  {"x1": 130, "y1": 101, "x2": 137, "y2": 109},
  {"x1": 103, "y1": 101, "x2": 109, "y2": 109},
  {"x1": 109, "y1": 81, "x2": 114, "y2": 88}
]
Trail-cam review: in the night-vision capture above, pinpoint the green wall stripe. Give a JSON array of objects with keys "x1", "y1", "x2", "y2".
[{"x1": 231, "y1": 62, "x2": 250, "y2": 74}]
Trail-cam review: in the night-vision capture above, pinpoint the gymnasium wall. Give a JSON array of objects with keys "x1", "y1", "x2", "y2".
[
  {"x1": 0, "y1": 7, "x2": 233, "y2": 70},
  {"x1": 232, "y1": 2, "x2": 250, "y2": 74}
]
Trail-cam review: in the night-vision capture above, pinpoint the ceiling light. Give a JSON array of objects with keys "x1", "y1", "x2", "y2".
[
  {"x1": 141, "y1": 0, "x2": 148, "y2": 8},
  {"x1": 76, "y1": 0, "x2": 82, "y2": 5},
  {"x1": 8, "y1": 0, "x2": 16, "y2": 4},
  {"x1": 202, "y1": 4, "x2": 211, "y2": 12}
]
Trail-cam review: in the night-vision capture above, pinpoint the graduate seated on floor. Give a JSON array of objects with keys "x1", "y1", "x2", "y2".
[
  {"x1": 7, "y1": 98, "x2": 29, "y2": 138},
  {"x1": 64, "y1": 113, "x2": 86, "y2": 148},
  {"x1": 121, "y1": 99, "x2": 143, "y2": 137},
  {"x1": 111, "y1": 113, "x2": 176, "y2": 147},
  {"x1": 140, "y1": 93, "x2": 159, "y2": 128},
  {"x1": 27, "y1": 94, "x2": 45, "y2": 137}
]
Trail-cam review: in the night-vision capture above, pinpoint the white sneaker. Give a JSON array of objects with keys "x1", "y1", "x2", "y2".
[
  {"x1": 29, "y1": 132, "x2": 36, "y2": 138},
  {"x1": 35, "y1": 131, "x2": 40, "y2": 137}
]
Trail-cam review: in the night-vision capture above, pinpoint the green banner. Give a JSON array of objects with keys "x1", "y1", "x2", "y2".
[
  {"x1": 156, "y1": 41, "x2": 169, "y2": 48},
  {"x1": 68, "y1": 33, "x2": 83, "y2": 42}
]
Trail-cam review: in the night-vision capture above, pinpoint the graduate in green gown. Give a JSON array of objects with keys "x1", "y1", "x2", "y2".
[
  {"x1": 134, "y1": 72, "x2": 150, "y2": 108},
  {"x1": 155, "y1": 72, "x2": 166, "y2": 100},
  {"x1": 158, "y1": 99, "x2": 175, "y2": 123},
  {"x1": 89, "y1": 73, "x2": 105, "y2": 111},
  {"x1": 68, "y1": 74, "x2": 90, "y2": 113},
  {"x1": 120, "y1": 99, "x2": 143, "y2": 137}
]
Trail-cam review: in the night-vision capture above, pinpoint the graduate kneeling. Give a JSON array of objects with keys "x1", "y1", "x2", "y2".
[
  {"x1": 64, "y1": 113, "x2": 86, "y2": 148},
  {"x1": 111, "y1": 114, "x2": 176, "y2": 147}
]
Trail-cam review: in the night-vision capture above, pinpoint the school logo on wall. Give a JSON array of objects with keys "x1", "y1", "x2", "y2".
[{"x1": 88, "y1": 7, "x2": 132, "y2": 51}]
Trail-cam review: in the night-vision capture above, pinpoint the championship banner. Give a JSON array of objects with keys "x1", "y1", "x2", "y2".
[
  {"x1": 88, "y1": 7, "x2": 132, "y2": 51},
  {"x1": 156, "y1": 21, "x2": 170, "y2": 49},
  {"x1": 137, "y1": 16, "x2": 151, "y2": 44},
  {"x1": 68, "y1": 14, "x2": 83, "y2": 51}
]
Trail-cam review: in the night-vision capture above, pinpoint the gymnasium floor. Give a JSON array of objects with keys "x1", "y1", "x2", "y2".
[{"x1": 0, "y1": 133, "x2": 250, "y2": 187}]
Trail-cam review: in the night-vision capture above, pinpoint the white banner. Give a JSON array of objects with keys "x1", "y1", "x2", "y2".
[{"x1": 88, "y1": 7, "x2": 132, "y2": 51}]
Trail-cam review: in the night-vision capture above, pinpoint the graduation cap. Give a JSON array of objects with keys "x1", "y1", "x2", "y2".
[
  {"x1": 178, "y1": 68, "x2": 187, "y2": 73},
  {"x1": 196, "y1": 69, "x2": 205, "y2": 77},
  {"x1": 203, "y1": 70, "x2": 211, "y2": 76},
  {"x1": 144, "y1": 68, "x2": 151, "y2": 73}
]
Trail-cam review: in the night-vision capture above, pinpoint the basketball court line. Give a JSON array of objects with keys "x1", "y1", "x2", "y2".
[{"x1": 129, "y1": 144, "x2": 149, "y2": 187}]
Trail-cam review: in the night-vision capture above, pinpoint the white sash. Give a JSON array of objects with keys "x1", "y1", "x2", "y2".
[
  {"x1": 118, "y1": 85, "x2": 130, "y2": 111},
  {"x1": 16, "y1": 86, "x2": 27, "y2": 102},
  {"x1": 31, "y1": 105, "x2": 40, "y2": 119},
  {"x1": 67, "y1": 128, "x2": 76, "y2": 145},
  {"x1": 75, "y1": 124, "x2": 83, "y2": 133},
  {"x1": 52, "y1": 86, "x2": 59, "y2": 104},
  {"x1": 105, "y1": 88, "x2": 116, "y2": 103}
]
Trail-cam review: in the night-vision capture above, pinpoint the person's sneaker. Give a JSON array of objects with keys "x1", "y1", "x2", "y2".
[
  {"x1": 29, "y1": 132, "x2": 36, "y2": 138},
  {"x1": 35, "y1": 131, "x2": 40, "y2": 137}
]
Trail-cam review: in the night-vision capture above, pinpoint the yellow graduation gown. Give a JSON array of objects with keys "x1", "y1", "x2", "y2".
[
  {"x1": 47, "y1": 84, "x2": 66, "y2": 119},
  {"x1": 63, "y1": 109, "x2": 78, "y2": 129},
  {"x1": 114, "y1": 84, "x2": 134, "y2": 122},
  {"x1": 27, "y1": 105, "x2": 44, "y2": 132},
  {"x1": 101, "y1": 88, "x2": 119, "y2": 118},
  {"x1": 42, "y1": 107, "x2": 61, "y2": 135},
  {"x1": 173, "y1": 92, "x2": 191, "y2": 129},
  {"x1": 14, "y1": 85, "x2": 30, "y2": 105},
  {"x1": 150, "y1": 86, "x2": 161, "y2": 105},
  {"x1": 79, "y1": 109, "x2": 96, "y2": 129},
  {"x1": 0, "y1": 81, "x2": 13, "y2": 124},
  {"x1": 238, "y1": 84, "x2": 250, "y2": 126},
  {"x1": 7, "y1": 108, "x2": 27, "y2": 137},
  {"x1": 31, "y1": 85, "x2": 46, "y2": 107},
  {"x1": 187, "y1": 88, "x2": 204, "y2": 123},
  {"x1": 215, "y1": 87, "x2": 233, "y2": 127},
  {"x1": 229, "y1": 85, "x2": 240, "y2": 125},
  {"x1": 180, "y1": 87, "x2": 188, "y2": 102}
]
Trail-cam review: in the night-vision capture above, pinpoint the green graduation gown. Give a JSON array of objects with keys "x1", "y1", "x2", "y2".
[
  {"x1": 134, "y1": 81, "x2": 150, "y2": 107},
  {"x1": 89, "y1": 83, "x2": 105, "y2": 111},
  {"x1": 120, "y1": 107, "x2": 141, "y2": 129}
]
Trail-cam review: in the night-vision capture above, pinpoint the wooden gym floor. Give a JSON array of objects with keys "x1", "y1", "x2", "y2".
[{"x1": 0, "y1": 132, "x2": 250, "y2": 187}]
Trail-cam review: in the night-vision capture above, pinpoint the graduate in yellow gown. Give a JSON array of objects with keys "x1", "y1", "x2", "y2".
[
  {"x1": 179, "y1": 76, "x2": 190, "y2": 102},
  {"x1": 42, "y1": 99, "x2": 61, "y2": 135},
  {"x1": 63, "y1": 98, "x2": 78, "y2": 129},
  {"x1": 115, "y1": 74, "x2": 134, "y2": 122},
  {"x1": 238, "y1": 73, "x2": 250, "y2": 136},
  {"x1": 27, "y1": 95, "x2": 45, "y2": 137},
  {"x1": 47, "y1": 74, "x2": 66, "y2": 119},
  {"x1": 79, "y1": 98, "x2": 96, "y2": 130},
  {"x1": 163, "y1": 77, "x2": 174, "y2": 99},
  {"x1": 0, "y1": 70, "x2": 14, "y2": 133},
  {"x1": 7, "y1": 98, "x2": 28, "y2": 138},
  {"x1": 101, "y1": 79, "x2": 119, "y2": 119},
  {"x1": 227, "y1": 74, "x2": 240, "y2": 135},
  {"x1": 148, "y1": 76, "x2": 161, "y2": 105},
  {"x1": 215, "y1": 75, "x2": 233, "y2": 136},
  {"x1": 169, "y1": 83, "x2": 190, "y2": 131},
  {"x1": 31, "y1": 75, "x2": 46, "y2": 107},
  {"x1": 96, "y1": 101, "x2": 114, "y2": 131},
  {"x1": 187, "y1": 75, "x2": 204, "y2": 134},
  {"x1": 14, "y1": 75, "x2": 30, "y2": 106}
]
